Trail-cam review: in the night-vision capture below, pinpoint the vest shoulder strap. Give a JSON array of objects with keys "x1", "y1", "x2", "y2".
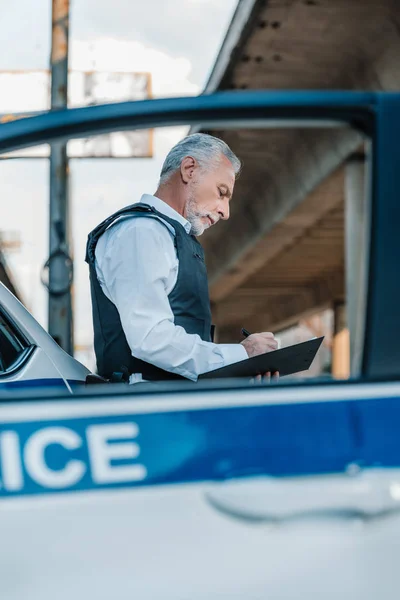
[{"x1": 86, "y1": 203, "x2": 180, "y2": 263}]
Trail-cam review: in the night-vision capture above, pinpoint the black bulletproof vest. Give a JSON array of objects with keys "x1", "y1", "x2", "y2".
[{"x1": 85, "y1": 203, "x2": 213, "y2": 381}]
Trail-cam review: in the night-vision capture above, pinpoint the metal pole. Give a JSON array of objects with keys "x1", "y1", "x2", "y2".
[
  {"x1": 47, "y1": 0, "x2": 73, "y2": 354},
  {"x1": 345, "y1": 151, "x2": 367, "y2": 376}
]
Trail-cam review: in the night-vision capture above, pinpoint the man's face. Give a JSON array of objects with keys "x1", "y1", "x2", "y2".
[{"x1": 183, "y1": 154, "x2": 235, "y2": 236}]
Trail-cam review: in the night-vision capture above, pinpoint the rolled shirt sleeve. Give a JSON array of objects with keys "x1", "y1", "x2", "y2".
[{"x1": 95, "y1": 218, "x2": 248, "y2": 381}]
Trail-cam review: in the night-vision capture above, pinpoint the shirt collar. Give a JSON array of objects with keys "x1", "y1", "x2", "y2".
[{"x1": 140, "y1": 194, "x2": 192, "y2": 235}]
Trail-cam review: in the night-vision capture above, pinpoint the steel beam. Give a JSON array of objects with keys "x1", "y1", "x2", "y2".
[{"x1": 47, "y1": 0, "x2": 73, "y2": 354}]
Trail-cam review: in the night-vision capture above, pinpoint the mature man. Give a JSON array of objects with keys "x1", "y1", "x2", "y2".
[{"x1": 86, "y1": 133, "x2": 278, "y2": 383}]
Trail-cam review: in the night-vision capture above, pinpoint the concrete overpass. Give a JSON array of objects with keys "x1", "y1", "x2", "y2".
[{"x1": 195, "y1": 0, "x2": 399, "y2": 359}]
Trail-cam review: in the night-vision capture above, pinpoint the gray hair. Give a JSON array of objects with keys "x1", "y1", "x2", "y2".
[{"x1": 159, "y1": 133, "x2": 241, "y2": 185}]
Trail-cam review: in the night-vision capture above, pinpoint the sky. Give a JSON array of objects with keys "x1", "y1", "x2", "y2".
[{"x1": 0, "y1": 0, "x2": 238, "y2": 369}]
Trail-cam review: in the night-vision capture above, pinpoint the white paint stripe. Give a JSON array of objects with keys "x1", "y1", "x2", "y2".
[
  {"x1": 0, "y1": 381, "x2": 398, "y2": 423},
  {"x1": 0, "y1": 481, "x2": 199, "y2": 510}
]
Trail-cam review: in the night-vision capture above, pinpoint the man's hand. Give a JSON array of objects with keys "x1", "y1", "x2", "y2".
[
  {"x1": 241, "y1": 332, "x2": 278, "y2": 357},
  {"x1": 251, "y1": 371, "x2": 280, "y2": 384},
  {"x1": 242, "y1": 333, "x2": 280, "y2": 384}
]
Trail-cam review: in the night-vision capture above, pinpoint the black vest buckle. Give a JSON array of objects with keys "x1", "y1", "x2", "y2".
[{"x1": 110, "y1": 366, "x2": 130, "y2": 384}]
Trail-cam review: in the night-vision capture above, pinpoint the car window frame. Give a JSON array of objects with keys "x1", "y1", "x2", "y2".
[
  {"x1": 0, "y1": 91, "x2": 399, "y2": 383},
  {"x1": 0, "y1": 307, "x2": 35, "y2": 378}
]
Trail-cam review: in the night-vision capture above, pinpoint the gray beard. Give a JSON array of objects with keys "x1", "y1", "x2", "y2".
[{"x1": 185, "y1": 196, "x2": 207, "y2": 236}]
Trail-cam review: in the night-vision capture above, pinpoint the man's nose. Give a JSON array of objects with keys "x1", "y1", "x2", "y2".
[{"x1": 218, "y1": 199, "x2": 230, "y2": 220}]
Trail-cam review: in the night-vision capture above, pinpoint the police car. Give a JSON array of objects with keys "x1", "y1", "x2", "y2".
[
  {"x1": 0, "y1": 91, "x2": 400, "y2": 600},
  {"x1": 0, "y1": 280, "x2": 90, "y2": 392}
]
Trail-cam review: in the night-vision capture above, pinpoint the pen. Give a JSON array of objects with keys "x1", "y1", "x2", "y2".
[{"x1": 242, "y1": 328, "x2": 282, "y2": 350}]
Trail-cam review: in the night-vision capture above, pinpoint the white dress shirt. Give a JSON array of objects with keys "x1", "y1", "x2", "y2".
[{"x1": 95, "y1": 194, "x2": 248, "y2": 383}]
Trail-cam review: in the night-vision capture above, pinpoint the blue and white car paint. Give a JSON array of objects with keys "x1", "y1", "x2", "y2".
[{"x1": 1, "y1": 382, "x2": 400, "y2": 600}]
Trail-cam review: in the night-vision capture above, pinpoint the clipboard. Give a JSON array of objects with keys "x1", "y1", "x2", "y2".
[{"x1": 199, "y1": 337, "x2": 324, "y2": 379}]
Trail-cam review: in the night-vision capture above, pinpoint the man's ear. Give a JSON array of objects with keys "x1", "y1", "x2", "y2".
[{"x1": 180, "y1": 156, "x2": 196, "y2": 184}]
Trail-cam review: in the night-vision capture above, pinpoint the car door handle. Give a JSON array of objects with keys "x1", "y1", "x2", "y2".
[{"x1": 204, "y1": 468, "x2": 400, "y2": 525}]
